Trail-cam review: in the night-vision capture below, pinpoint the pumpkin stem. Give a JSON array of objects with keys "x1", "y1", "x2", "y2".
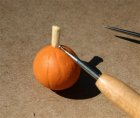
[{"x1": 51, "y1": 25, "x2": 60, "y2": 47}]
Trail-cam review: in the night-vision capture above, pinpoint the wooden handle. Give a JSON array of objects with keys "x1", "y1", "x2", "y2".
[
  {"x1": 51, "y1": 25, "x2": 60, "y2": 47},
  {"x1": 95, "y1": 73, "x2": 140, "y2": 118}
]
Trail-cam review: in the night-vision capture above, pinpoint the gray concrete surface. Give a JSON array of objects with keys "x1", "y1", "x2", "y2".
[{"x1": 0, "y1": 0, "x2": 140, "y2": 118}]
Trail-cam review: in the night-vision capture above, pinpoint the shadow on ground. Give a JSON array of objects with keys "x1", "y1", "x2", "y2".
[
  {"x1": 115, "y1": 35, "x2": 140, "y2": 44},
  {"x1": 54, "y1": 56, "x2": 103, "y2": 99}
]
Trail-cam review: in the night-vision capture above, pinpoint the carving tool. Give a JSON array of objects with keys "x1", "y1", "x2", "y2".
[
  {"x1": 105, "y1": 26, "x2": 140, "y2": 38},
  {"x1": 59, "y1": 45, "x2": 140, "y2": 118}
]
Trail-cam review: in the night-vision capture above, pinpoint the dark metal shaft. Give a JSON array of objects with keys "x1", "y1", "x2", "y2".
[
  {"x1": 105, "y1": 26, "x2": 140, "y2": 38},
  {"x1": 59, "y1": 45, "x2": 100, "y2": 80}
]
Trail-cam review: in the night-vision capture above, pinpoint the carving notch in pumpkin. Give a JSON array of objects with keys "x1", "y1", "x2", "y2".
[{"x1": 33, "y1": 26, "x2": 81, "y2": 90}]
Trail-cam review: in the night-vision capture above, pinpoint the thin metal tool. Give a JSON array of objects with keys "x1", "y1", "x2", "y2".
[
  {"x1": 105, "y1": 26, "x2": 140, "y2": 38},
  {"x1": 59, "y1": 45, "x2": 100, "y2": 80},
  {"x1": 58, "y1": 45, "x2": 140, "y2": 117}
]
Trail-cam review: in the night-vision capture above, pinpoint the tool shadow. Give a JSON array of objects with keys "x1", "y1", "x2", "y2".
[
  {"x1": 54, "y1": 56, "x2": 103, "y2": 100},
  {"x1": 115, "y1": 35, "x2": 140, "y2": 44}
]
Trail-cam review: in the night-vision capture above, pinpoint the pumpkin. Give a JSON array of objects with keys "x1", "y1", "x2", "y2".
[{"x1": 33, "y1": 26, "x2": 81, "y2": 90}]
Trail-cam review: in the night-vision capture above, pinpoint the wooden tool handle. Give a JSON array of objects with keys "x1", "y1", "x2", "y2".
[{"x1": 95, "y1": 73, "x2": 140, "y2": 118}]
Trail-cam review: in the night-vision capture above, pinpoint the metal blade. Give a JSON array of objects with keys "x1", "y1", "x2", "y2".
[
  {"x1": 59, "y1": 45, "x2": 100, "y2": 80},
  {"x1": 105, "y1": 26, "x2": 140, "y2": 38}
]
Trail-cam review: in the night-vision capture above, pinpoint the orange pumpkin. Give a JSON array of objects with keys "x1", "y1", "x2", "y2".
[{"x1": 33, "y1": 26, "x2": 80, "y2": 90}]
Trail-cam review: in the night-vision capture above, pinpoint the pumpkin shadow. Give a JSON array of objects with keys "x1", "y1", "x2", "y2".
[{"x1": 54, "y1": 56, "x2": 103, "y2": 100}]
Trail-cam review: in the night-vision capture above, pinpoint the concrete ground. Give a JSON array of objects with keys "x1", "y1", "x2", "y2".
[{"x1": 0, "y1": 0, "x2": 140, "y2": 118}]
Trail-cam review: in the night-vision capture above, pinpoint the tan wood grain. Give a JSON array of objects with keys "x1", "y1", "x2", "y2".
[{"x1": 96, "y1": 73, "x2": 140, "y2": 118}]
